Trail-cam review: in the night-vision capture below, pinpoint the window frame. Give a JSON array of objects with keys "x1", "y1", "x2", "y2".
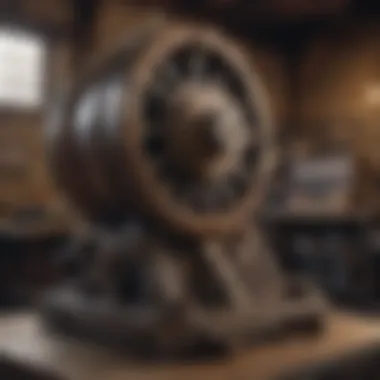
[{"x1": 0, "y1": 22, "x2": 52, "y2": 116}]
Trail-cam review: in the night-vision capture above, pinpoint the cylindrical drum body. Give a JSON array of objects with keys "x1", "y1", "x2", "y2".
[{"x1": 48, "y1": 22, "x2": 277, "y2": 238}]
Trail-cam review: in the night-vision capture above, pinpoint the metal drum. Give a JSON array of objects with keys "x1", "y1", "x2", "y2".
[{"x1": 48, "y1": 22, "x2": 276, "y2": 238}]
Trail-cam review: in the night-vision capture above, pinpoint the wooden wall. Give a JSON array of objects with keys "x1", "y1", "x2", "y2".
[
  {"x1": 0, "y1": 0, "x2": 347, "y2": 233},
  {"x1": 92, "y1": 0, "x2": 167, "y2": 59},
  {"x1": 0, "y1": 0, "x2": 76, "y2": 233},
  {"x1": 0, "y1": 0, "x2": 168, "y2": 234}
]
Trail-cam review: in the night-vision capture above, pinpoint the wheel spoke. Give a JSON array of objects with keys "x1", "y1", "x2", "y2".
[
  {"x1": 141, "y1": 43, "x2": 262, "y2": 217},
  {"x1": 163, "y1": 62, "x2": 181, "y2": 84},
  {"x1": 189, "y1": 50, "x2": 208, "y2": 81}
]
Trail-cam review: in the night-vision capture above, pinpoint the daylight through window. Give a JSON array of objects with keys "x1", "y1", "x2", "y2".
[{"x1": 0, "y1": 28, "x2": 46, "y2": 109}]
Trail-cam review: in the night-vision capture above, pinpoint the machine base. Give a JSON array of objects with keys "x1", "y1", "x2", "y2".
[
  {"x1": 41, "y1": 283, "x2": 324, "y2": 359},
  {"x1": 40, "y1": 227, "x2": 326, "y2": 358}
]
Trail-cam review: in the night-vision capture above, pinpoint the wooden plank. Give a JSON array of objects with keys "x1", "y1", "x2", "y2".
[
  {"x1": 22, "y1": 0, "x2": 73, "y2": 28},
  {"x1": 1, "y1": 312, "x2": 380, "y2": 380},
  {"x1": 93, "y1": 0, "x2": 166, "y2": 59}
]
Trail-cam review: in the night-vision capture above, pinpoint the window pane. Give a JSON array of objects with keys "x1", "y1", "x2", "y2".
[{"x1": 0, "y1": 28, "x2": 46, "y2": 109}]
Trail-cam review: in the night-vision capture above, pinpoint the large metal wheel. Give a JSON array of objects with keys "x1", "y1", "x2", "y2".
[
  {"x1": 48, "y1": 22, "x2": 275, "y2": 237},
  {"x1": 123, "y1": 24, "x2": 275, "y2": 237}
]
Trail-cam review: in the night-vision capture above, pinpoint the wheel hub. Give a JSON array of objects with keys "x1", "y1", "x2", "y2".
[{"x1": 166, "y1": 83, "x2": 250, "y2": 182}]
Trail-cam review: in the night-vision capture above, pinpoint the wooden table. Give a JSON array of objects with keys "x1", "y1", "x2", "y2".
[{"x1": 1, "y1": 311, "x2": 380, "y2": 380}]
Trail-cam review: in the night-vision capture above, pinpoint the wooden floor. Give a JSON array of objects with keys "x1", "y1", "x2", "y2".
[{"x1": 1, "y1": 311, "x2": 380, "y2": 380}]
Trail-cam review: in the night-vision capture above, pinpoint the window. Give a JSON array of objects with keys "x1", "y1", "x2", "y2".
[{"x1": 0, "y1": 27, "x2": 46, "y2": 109}]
